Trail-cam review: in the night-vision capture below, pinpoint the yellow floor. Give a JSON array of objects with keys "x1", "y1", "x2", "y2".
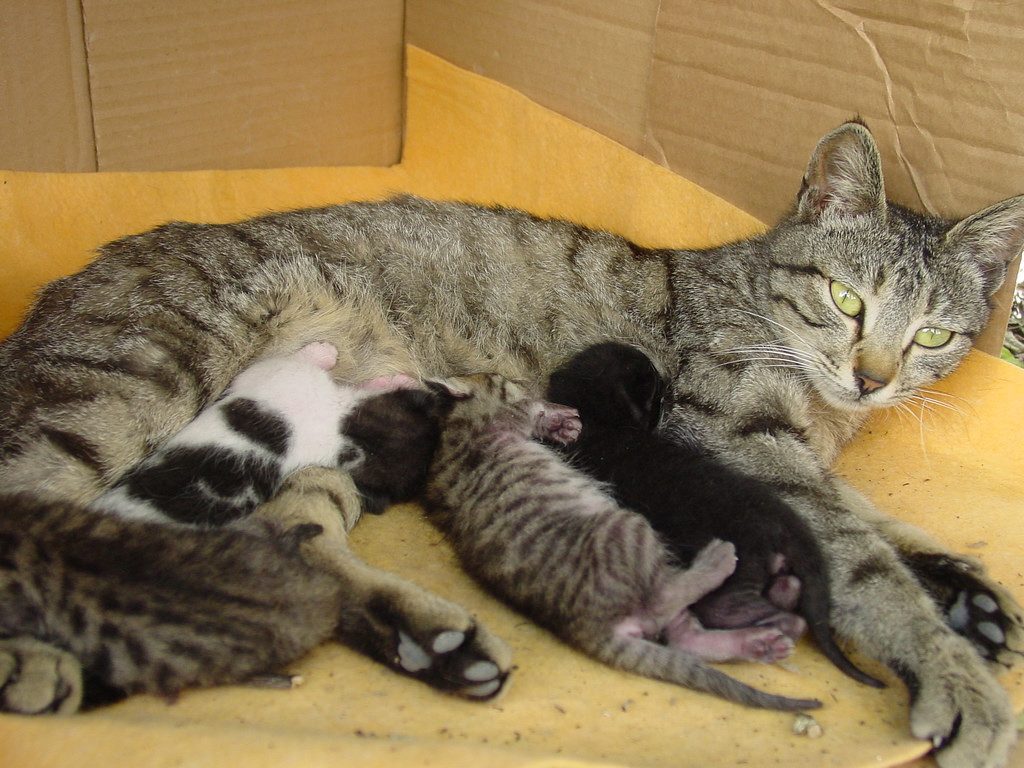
[{"x1": 0, "y1": 47, "x2": 1020, "y2": 768}]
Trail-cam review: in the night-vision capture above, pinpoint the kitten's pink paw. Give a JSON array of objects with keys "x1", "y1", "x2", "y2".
[
  {"x1": 742, "y1": 628, "x2": 795, "y2": 663},
  {"x1": 296, "y1": 341, "x2": 338, "y2": 371},
  {"x1": 361, "y1": 374, "x2": 421, "y2": 392},
  {"x1": 533, "y1": 403, "x2": 582, "y2": 444}
]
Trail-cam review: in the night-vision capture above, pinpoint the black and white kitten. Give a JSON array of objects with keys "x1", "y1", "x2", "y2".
[
  {"x1": 547, "y1": 342, "x2": 883, "y2": 687},
  {"x1": 95, "y1": 342, "x2": 441, "y2": 526}
]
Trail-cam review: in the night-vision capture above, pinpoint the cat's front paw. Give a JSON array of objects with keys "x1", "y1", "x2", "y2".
[
  {"x1": 533, "y1": 403, "x2": 582, "y2": 445},
  {"x1": 0, "y1": 638, "x2": 83, "y2": 715},
  {"x1": 903, "y1": 635, "x2": 1016, "y2": 768},
  {"x1": 903, "y1": 552, "x2": 1024, "y2": 669},
  {"x1": 337, "y1": 590, "x2": 512, "y2": 701}
]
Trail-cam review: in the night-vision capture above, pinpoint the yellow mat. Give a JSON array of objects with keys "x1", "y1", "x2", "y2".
[{"x1": 0, "y1": 47, "x2": 1021, "y2": 768}]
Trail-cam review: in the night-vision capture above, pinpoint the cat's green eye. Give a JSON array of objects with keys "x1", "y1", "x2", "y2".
[
  {"x1": 913, "y1": 326, "x2": 953, "y2": 349},
  {"x1": 829, "y1": 281, "x2": 863, "y2": 318}
]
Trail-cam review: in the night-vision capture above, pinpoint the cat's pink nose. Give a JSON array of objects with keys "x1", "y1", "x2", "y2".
[{"x1": 855, "y1": 371, "x2": 887, "y2": 394}]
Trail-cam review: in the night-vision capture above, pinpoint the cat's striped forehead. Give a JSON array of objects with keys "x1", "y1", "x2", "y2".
[{"x1": 816, "y1": 204, "x2": 993, "y2": 337}]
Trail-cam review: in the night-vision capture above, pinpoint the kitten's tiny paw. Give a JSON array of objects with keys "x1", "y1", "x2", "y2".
[
  {"x1": 533, "y1": 403, "x2": 582, "y2": 445},
  {"x1": 296, "y1": 341, "x2": 339, "y2": 371},
  {"x1": 0, "y1": 638, "x2": 83, "y2": 715},
  {"x1": 904, "y1": 552, "x2": 1024, "y2": 669},
  {"x1": 690, "y1": 539, "x2": 738, "y2": 580},
  {"x1": 744, "y1": 628, "x2": 795, "y2": 663},
  {"x1": 755, "y1": 610, "x2": 807, "y2": 641}
]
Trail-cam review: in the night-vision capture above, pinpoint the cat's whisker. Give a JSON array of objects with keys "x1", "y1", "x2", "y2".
[
  {"x1": 733, "y1": 309, "x2": 816, "y2": 349},
  {"x1": 908, "y1": 392, "x2": 968, "y2": 419},
  {"x1": 918, "y1": 387, "x2": 977, "y2": 417},
  {"x1": 724, "y1": 345, "x2": 821, "y2": 365}
]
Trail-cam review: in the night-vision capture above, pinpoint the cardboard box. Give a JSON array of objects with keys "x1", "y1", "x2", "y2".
[{"x1": 3, "y1": 0, "x2": 1021, "y2": 344}]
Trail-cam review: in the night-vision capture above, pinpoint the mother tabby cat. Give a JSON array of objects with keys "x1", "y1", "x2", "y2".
[{"x1": 1, "y1": 122, "x2": 1022, "y2": 768}]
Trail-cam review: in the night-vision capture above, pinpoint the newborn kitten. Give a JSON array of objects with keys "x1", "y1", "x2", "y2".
[
  {"x1": 423, "y1": 373, "x2": 822, "y2": 711},
  {"x1": 95, "y1": 342, "x2": 439, "y2": 526},
  {"x1": 547, "y1": 342, "x2": 882, "y2": 687}
]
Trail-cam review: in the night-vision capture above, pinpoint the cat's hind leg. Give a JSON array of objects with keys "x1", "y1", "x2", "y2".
[
  {"x1": 0, "y1": 637, "x2": 83, "y2": 715},
  {"x1": 251, "y1": 467, "x2": 513, "y2": 700}
]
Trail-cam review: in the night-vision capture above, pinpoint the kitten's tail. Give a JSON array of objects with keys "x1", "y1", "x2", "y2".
[
  {"x1": 781, "y1": 528, "x2": 886, "y2": 689},
  {"x1": 593, "y1": 634, "x2": 821, "y2": 711},
  {"x1": 797, "y1": 571, "x2": 886, "y2": 689}
]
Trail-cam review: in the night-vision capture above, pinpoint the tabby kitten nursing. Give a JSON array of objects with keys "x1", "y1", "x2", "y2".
[
  {"x1": 1, "y1": 120, "x2": 1022, "y2": 767},
  {"x1": 546, "y1": 342, "x2": 881, "y2": 686},
  {"x1": 423, "y1": 373, "x2": 821, "y2": 711}
]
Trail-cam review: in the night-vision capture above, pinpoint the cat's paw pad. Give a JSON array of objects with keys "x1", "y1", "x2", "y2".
[
  {"x1": 908, "y1": 641, "x2": 1016, "y2": 768},
  {"x1": 904, "y1": 552, "x2": 1024, "y2": 668},
  {"x1": 390, "y1": 624, "x2": 511, "y2": 700},
  {"x1": 534, "y1": 404, "x2": 582, "y2": 445},
  {"x1": 296, "y1": 341, "x2": 339, "y2": 370},
  {"x1": 0, "y1": 638, "x2": 83, "y2": 715},
  {"x1": 338, "y1": 592, "x2": 512, "y2": 701}
]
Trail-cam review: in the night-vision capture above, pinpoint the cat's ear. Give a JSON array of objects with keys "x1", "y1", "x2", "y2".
[
  {"x1": 942, "y1": 195, "x2": 1024, "y2": 296},
  {"x1": 796, "y1": 121, "x2": 886, "y2": 222}
]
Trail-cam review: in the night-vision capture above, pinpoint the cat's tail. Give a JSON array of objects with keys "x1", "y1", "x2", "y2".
[{"x1": 593, "y1": 634, "x2": 821, "y2": 711}]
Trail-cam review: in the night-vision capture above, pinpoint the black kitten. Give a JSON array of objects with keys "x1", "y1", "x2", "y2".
[{"x1": 547, "y1": 342, "x2": 883, "y2": 687}]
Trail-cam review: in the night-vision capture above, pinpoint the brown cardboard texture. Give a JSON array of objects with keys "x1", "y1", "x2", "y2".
[
  {"x1": 1, "y1": 0, "x2": 403, "y2": 172},
  {"x1": 406, "y1": 0, "x2": 662, "y2": 153},
  {"x1": 0, "y1": 2, "x2": 95, "y2": 172}
]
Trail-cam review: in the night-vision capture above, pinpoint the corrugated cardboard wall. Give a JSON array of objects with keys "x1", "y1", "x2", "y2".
[
  {"x1": 405, "y1": 0, "x2": 661, "y2": 154},
  {"x1": 1, "y1": 0, "x2": 404, "y2": 171},
  {"x1": 1, "y1": 1, "x2": 96, "y2": 171}
]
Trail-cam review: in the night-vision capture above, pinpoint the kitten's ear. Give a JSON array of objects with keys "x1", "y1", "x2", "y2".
[
  {"x1": 424, "y1": 378, "x2": 472, "y2": 401},
  {"x1": 943, "y1": 195, "x2": 1024, "y2": 296},
  {"x1": 796, "y1": 121, "x2": 886, "y2": 222}
]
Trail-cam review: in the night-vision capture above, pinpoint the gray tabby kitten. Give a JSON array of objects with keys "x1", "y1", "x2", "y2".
[
  {"x1": 423, "y1": 373, "x2": 821, "y2": 711},
  {"x1": 0, "y1": 490, "x2": 508, "y2": 712},
  {"x1": 0, "y1": 120, "x2": 1021, "y2": 766}
]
